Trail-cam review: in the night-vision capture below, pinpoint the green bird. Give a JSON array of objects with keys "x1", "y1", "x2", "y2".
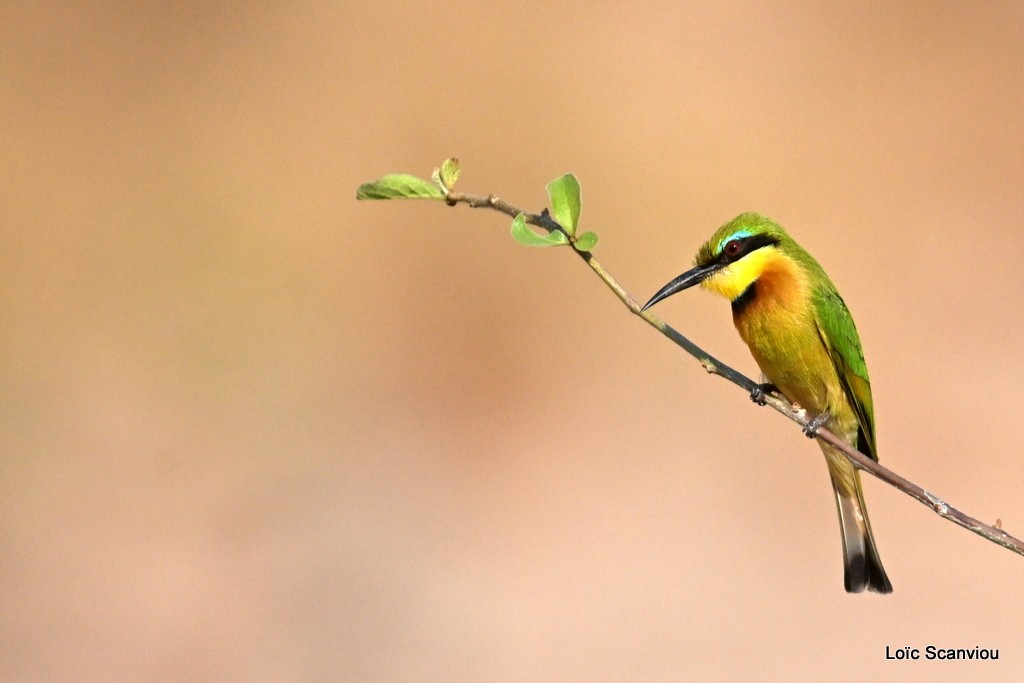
[{"x1": 642, "y1": 212, "x2": 892, "y2": 594}]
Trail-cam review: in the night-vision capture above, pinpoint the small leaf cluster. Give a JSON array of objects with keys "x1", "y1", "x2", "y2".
[
  {"x1": 355, "y1": 158, "x2": 461, "y2": 200},
  {"x1": 510, "y1": 174, "x2": 598, "y2": 251}
]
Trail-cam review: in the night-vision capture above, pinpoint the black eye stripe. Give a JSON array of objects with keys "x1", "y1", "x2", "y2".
[{"x1": 721, "y1": 234, "x2": 779, "y2": 263}]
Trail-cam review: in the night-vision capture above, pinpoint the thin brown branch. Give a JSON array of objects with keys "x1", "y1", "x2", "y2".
[{"x1": 444, "y1": 187, "x2": 1024, "y2": 559}]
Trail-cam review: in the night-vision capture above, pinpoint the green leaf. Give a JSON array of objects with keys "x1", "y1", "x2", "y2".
[
  {"x1": 545, "y1": 173, "x2": 581, "y2": 236},
  {"x1": 439, "y1": 158, "x2": 460, "y2": 189},
  {"x1": 511, "y1": 213, "x2": 569, "y2": 247},
  {"x1": 356, "y1": 174, "x2": 446, "y2": 200},
  {"x1": 574, "y1": 231, "x2": 599, "y2": 251}
]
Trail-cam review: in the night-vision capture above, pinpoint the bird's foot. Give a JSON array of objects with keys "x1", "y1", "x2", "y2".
[
  {"x1": 803, "y1": 411, "x2": 832, "y2": 438},
  {"x1": 749, "y1": 383, "x2": 779, "y2": 406}
]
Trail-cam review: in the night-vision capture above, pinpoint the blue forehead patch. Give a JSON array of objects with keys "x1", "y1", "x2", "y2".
[{"x1": 714, "y1": 230, "x2": 753, "y2": 255}]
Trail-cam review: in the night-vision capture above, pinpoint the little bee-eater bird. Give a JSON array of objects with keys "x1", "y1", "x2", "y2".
[{"x1": 642, "y1": 212, "x2": 892, "y2": 594}]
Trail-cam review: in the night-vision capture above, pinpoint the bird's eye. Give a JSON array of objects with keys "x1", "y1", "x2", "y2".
[{"x1": 724, "y1": 239, "x2": 742, "y2": 258}]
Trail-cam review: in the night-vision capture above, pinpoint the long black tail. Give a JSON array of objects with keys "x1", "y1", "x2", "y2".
[{"x1": 831, "y1": 468, "x2": 893, "y2": 594}]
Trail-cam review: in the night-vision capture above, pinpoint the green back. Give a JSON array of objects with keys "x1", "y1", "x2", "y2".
[{"x1": 812, "y1": 284, "x2": 877, "y2": 461}]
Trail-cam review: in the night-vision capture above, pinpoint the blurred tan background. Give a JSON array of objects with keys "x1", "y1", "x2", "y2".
[{"x1": 3, "y1": 2, "x2": 1023, "y2": 681}]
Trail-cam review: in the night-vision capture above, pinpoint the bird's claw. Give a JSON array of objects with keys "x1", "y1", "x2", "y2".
[
  {"x1": 749, "y1": 383, "x2": 779, "y2": 406},
  {"x1": 803, "y1": 411, "x2": 831, "y2": 438}
]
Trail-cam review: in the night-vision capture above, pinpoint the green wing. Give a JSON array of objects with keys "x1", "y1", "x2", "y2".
[{"x1": 813, "y1": 286, "x2": 878, "y2": 461}]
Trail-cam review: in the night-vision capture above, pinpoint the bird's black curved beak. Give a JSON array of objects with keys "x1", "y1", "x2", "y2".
[{"x1": 641, "y1": 262, "x2": 723, "y2": 312}]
